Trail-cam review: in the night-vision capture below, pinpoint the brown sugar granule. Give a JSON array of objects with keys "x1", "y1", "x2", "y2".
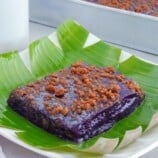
[
  {"x1": 59, "y1": 78, "x2": 67, "y2": 87},
  {"x1": 27, "y1": 83, "x2": 35, "y2": 88},
  {"x1": 125, "y1": 80, "x2": 144, "y2": 96},
  {"x1": 15, "y1": 89, "x2": 26, "y2": 97},
  {"x1": 82, "y1": 76, "x2": 90, "y2": 84},
  {"x1": 46, "y1": 85, "x2": 55, "y2": 93},
  {"x1": 116, "y1": 74, "x2": 125, "y2": 82},
  {"x1": 110, "y1": 84, "x2": 121, "y2": 93},
  {"x1": 72, "y1": 61, "x2": 83, "y2": 67},
  {"x1": 134, "y1": 4, "x2": 150, "y2": 13},
  {"x1": 62, "y1": 107, "x2": 69, "y2": 116},
  {"x1": 44, "y1": 101, "x2": 49, "y2": 107},
  {"x1": 104, "y1": 66, "x2": 115, "y2": 74},
  {"x1": 26, "y1": 95, "x2": 34, "y2": 100},
  {"x1": 88, "y1": 90, "x2": 97, "y2": 99},
  {"x1": 50, "y1": 74, "x2": 58, "y2": 79},
  {"x1": 55, "y1": 88, "x2": 66, "y2": 97},
  {"x1": 52, "y1": 106, "x2": 63, "y2": 115},
  {"x1": 50, "y1": 77, "x2": 58, "y2": 83},
  {"x1": 77, "y1": 90, "x2": 85, "y2": 97},
  {"x1": 73, "y1": 77, "x2": 81, "y2": 85},
  {"x1": 101, "y1": 96, "x2": 108, "y2": 103},
  {"x1": 100, "y1": 72, "x2": 115, "y2": 79},
  {"x1": 44, "y1": 94, "x2": 52, "y2": 101},
  {"x1": 71, "y1": 67, "x2": 89, "y2": 75},
  {"x1": 46, "y1": 105, "x2": 69, "y2": 116}
]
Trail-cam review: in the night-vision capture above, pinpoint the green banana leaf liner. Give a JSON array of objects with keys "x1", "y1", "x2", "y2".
[{"x1": 0, "y1": 19, "x2": 158, "y2": 154}]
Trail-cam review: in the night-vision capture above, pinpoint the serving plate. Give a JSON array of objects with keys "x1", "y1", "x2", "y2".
[
  {"x1": 1, "y1": 124, "x2": 158, "y2": 158},
  {"x1": 0, "y1": 20, "x2": 158, "y2": 158}
]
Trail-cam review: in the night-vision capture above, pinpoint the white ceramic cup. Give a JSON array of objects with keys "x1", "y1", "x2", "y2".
[{"x1": 0, "y1": 0, "x2": 29, "y2": 53}]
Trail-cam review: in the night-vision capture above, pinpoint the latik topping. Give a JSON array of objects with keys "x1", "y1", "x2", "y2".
[{"x1": 15, "y1": 62, "x2": 144, "y2": 117}]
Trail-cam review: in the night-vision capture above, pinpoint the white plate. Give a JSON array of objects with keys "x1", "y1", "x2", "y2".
[
  {"x1": 0, "y1": 30, "x2": 158, "y2": 158},
  {"x1": 1, "y1": 124, "x2": 158, "y2": 158}
]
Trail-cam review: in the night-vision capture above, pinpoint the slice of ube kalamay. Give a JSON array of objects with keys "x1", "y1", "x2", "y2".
[{"x1": 7, "y1": 62, "x2": 144, "y2": 143}]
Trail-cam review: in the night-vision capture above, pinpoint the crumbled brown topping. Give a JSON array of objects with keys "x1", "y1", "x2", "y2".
[
  {"x1": 46, "y1": 85, "x2": 55, "y2": 93},
  {"x1": 71, "y1": 67, "x2": 89, "y2": 75},
  {"x1": 125, "y1": 80, "x2": 144, "y2": 96},
  {"x1": 100, "y1": 72, "x2": 115, "y2": 79},
  {"x1": 110, "y1": 84, "x2": 121, "y2": 93},
  {"x1": 91, "y1": 0, "x2": 158, "y2": 17},
  {"x1": 81, "y1": 74, "x2": 90, "y2": 84},
  {"x1": 62, "y1": 107, "x2": 69, "y2": 116},
  {"x1": 134, "y1": 4, "x2": 150, "y2": 13},
  {"x1": 116, "y1": 74, "x2": 125, "y2": 82},
  {"x1": 16, "y1": 89, "x2": 26, "y2": 97},
  {"x1": 72, "y1": 61, "x2": 83, "y2": 67},
  {"x1": 101, "y1": 96, "x2": 107, "y2": 103},
  {"x1": 59, "y1": 78, "x2": 67, "y2": 87},
  {"x1": 44, "y1": 94, "x2": 52, "y2": 101},
  {"x1": 27, "y1": 83, "x2": 35, "y2": 88},
  {"x1": 55, "y1": 88, "x2": 66, "y2": 97},
  {"x1": 19, "y1": 62, "x2": 143, "y2": 117},
  {"x1": 76, "y1": 90, "x2": 85, "y2": 97},
  {"x1": 73, "y1": 77, "x2": 81, "y2": 85},
  {"x1": 45, "y1": 104, "x2": 69, "y2": 116},
  {"x1": 105, "y1": 66, "x2": 115, "y2": 74},
  {"x1": 50, "y1": 74, "x2": 58, "y2": 78}
]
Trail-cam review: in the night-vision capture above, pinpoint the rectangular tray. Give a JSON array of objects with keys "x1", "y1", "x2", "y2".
[{"x1": 30, "y1": 0, "x2": 158, "y2": 55}]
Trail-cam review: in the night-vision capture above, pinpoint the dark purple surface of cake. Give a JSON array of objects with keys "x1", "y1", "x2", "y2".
[{"x1": 7, "y1": 63, "x2": 144, "y2": 143}]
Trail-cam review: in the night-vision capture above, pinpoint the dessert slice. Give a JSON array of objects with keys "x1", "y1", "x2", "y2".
[{"x1": 7, "y1": 62, "x2": 144, "y2": 143}]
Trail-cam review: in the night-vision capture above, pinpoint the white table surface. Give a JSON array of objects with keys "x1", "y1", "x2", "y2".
[{"x1": 0, "y1": 22, "x2": 158, "y2": 158}]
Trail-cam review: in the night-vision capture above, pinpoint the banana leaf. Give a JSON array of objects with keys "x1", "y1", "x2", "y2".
[{"x1": 0, "y1": 19, "x2": 158, "y2": 155}]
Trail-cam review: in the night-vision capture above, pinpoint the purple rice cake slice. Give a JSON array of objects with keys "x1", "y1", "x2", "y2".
[{"x1": 7, "y1": 62, "x2": 144, "y2": 143}]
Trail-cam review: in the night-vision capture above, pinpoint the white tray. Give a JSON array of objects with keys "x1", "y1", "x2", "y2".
[
  {"x1": 0, "y1": 46, "x2": 158, "y2": 158},
  {"x1": 30, "y1": 0, "x2": 158, "y2": 55}
]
